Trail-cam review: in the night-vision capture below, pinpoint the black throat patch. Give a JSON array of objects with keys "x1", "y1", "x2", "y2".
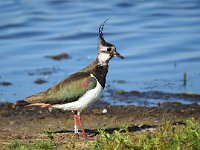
[{"x1": 90, "y1": 64, "x2": 108, "y2": 88}]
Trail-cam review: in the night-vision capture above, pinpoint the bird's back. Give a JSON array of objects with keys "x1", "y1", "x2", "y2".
[{"x1": 15, "y1": 71, "x2": 98, "y2": 107}]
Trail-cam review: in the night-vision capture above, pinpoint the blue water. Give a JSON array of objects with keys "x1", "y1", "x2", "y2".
[{"x1": 0, "y1": 0, "x2": 200, "y2": 106}]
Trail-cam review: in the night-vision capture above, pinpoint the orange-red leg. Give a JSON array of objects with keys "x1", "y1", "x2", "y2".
[{"x1": 76, "y1": 111, "x2": 86, "y2": 137}]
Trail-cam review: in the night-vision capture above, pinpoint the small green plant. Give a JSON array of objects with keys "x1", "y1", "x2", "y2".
[
  {"x1": 181, "y1": 118, "x2": 200, "y2": 149},
  {"x1": 183, "y1": 71, "x2": 187, "y2": 86},
  {"x1": 8, "y1": 140, "x2": 32, "y2": 150},
  {"x1": 43, "y1": 128, "x2": 54, "y2": 140},
  {"x1": 37, "y1": 140, "x2": 57, "y2": 150},
  {"x1": 91, "y1": 126, "x2": 135, "y2": 150},
  {"x1": 37, "y1": 128, "x2": 57, "y2": 150}
]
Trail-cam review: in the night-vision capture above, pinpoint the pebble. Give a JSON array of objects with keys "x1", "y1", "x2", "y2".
[{"x1": 102, "y1": 108, "x2": 107, "y2": 114}]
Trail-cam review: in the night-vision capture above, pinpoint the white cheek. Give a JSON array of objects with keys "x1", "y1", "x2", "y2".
[{"x1": 98, "y1": 53, "x2": 111, "y2": 61}]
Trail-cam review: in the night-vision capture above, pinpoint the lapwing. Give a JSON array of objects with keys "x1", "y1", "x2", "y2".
[{"x1": 14, "y1": 20, "x2": 124, "y2": 137}]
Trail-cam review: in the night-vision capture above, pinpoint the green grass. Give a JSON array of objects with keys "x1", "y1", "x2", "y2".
[
  {"x1": 90, "y1": 118, "x2": 200, "y2": 150},
  {"x1": 91, "y1": 127, "x2": 135, "y2": 150},
  {"x1": 136, "y1": 119, "x2": 200, "y2": 150},
  {"x1": 8, "y1": 140, "x2": 32, "y2": 150},
  {"x1": 6, "y1": 118, "x2": 200, "y2": 150},
  {"x1": 7, "y1": 128, "x2": 57, "y2": 150}
]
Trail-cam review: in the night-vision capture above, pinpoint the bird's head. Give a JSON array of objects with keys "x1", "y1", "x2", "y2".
[{"x1": 97, "y1": 19, "x2": 124, "y2": 65}]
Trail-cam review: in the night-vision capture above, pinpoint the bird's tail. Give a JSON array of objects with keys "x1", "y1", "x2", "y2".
[
  {"x1": 13, "y1": 100, "x2": 30, "y2": 109},
  {"x1": 13, "y1": 100, "x2": 52, "y2": 111}
]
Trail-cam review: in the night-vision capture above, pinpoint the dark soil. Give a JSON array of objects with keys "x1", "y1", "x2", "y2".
[{"x1": 0, "y1": 102, "x2": 199, "y2": 148}]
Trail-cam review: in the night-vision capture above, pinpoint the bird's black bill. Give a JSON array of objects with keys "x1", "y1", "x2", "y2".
[{"x1": 115, "y1": 52, "x2": 124, "y2": 59}]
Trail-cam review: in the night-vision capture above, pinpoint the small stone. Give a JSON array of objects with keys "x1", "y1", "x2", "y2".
[
  {"x1": 0, "y1": 81, "x2": 12, "y2": 86},
  {"x1": 34, "y1": 79, "x2": 47, "y2": 84},
  {"x1": 116, "y1": 90, "x2": 126, "y2": 95},
  {"x1": 102, "y1": 109, "x2": 107, "y2": 114},
  {"x1": 46, "y1": 53, "x2": 70, "y2": 61}
]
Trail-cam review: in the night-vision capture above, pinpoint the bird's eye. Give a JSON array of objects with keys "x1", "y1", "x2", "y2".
[{"x1": 107, "y1": 48, "x2": 111, "y2": 52}]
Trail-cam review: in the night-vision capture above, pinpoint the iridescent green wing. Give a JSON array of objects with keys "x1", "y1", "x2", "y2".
[{"x1": 41, "y1": 72, "x2": 97, "y2": 104}]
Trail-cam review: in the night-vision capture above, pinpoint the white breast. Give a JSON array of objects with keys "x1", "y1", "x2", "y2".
[{"x1": 52, "y1": 74, "x2": 103, "y2": 111}]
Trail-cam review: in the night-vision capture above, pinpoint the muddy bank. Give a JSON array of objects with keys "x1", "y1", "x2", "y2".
[
  {"x1": 0, "y1": 102, "x2": 200, "y2": 148},
  {"x1": 105, "y1": 89, "x2": 200, "y2": 106}
]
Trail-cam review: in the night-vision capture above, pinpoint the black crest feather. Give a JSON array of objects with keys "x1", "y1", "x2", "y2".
[
  {"x1": 98, "y1": 18, "x2": 113, "y2": 47},
  {"x1": 99, "y1": 18, "x2": 109, "y2": 40}
]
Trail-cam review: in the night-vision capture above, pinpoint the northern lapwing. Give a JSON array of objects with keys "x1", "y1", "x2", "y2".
[{"x1": 14, "y1": 20, "x2": 124, "y2": 137}]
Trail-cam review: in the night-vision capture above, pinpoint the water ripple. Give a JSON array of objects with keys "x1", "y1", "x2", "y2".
[{"x1": 0, "y1": 0, "x2": 200, "y2": 104}]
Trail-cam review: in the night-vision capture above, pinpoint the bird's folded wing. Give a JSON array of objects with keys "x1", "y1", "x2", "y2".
[{"x1": 24, "y1": 72, "x2": 97, "y2": 104}]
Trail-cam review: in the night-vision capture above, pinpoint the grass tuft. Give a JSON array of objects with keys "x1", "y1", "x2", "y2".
[
  {"x1": 89, "y1": 118, "x2": 200, "y2": 150},
  {"x1": 36, "y1": 128, "x2": 57, "y2": 149},
  {"x1": 8, "y1": 140, "x2": 32, "y2": 150}
]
